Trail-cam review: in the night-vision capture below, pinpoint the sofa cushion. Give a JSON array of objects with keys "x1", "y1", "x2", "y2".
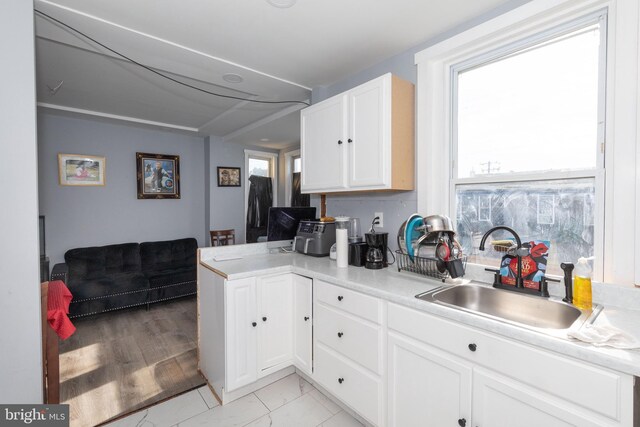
[
  {"x1": 69, "y1": 273, "x2": 149, "y2": 317},
  {"x1": 148, "y1": 279, "x2": 196, "y2": 302},
  {"x1": 65, "y1": 243, "x2": 141, "y2": 280},
  {"x1": 69, "y1": 283, "x2": 150, "y2": 318},
  {"x1": 140, "y1": 238, "x2": 197, "y2": 272},
  {"x1": 145, "y1": 267, "x2": 196, "y2": 289},
  {"x1": 68, "y1": 272, "x2": 149, "y2": 301}
]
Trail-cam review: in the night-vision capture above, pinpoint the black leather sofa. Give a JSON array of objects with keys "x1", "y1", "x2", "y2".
[{"x1": 51, "y1": 238, "x2": 197, "y2": 318}]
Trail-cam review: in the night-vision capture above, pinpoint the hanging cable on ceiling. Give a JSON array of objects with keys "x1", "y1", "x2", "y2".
[{"x1": 34, "y1": 9, "x2": 311, "y2": 107}]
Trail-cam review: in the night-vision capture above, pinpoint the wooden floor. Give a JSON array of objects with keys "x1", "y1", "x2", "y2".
[{"x1": 59, "y1": 297, "x2": 205, "y2": 427}]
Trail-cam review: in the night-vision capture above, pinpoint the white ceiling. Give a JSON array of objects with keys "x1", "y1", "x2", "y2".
[{"x1": 34, "y1": 0, "x2": 512, "y2": 147}]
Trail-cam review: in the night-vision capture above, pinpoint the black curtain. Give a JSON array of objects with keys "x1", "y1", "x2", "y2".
[
  {"x1": 291, "y1": 172, "x2": 310, "y2": 207},
  {"x1": 246, "y1": 175, "x2": 273, "y2": 243}
]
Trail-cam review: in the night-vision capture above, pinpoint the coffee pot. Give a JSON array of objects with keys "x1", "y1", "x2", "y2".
[{"x1": 365, "y1": 232, "x2": 389, "y2": 269}]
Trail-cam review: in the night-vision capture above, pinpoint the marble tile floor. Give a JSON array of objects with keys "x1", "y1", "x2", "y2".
[{"x1": 105, "y1": 372, "x2": 364, "y2": 427}]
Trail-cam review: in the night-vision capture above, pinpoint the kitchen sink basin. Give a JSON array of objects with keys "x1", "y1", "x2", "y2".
[{"x1": 416, "y1": 284, "x2": 601, "y2": 334}]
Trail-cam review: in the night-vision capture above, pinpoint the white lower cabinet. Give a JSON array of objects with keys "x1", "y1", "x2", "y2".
[
  {"x1": 387, "y1": 332, "x2": 471, "y2": 427},
  {"x1": 472, "y1": 367, "x2": 604, "y2": 427},
  {"x1": 313, "y1": 280, "x2": 385, "y2": 426},
  {"x1": 225, "y1": 273, "x2": 311, "y2": 393},
  {"x1": 225, "y1": 277, "x2": 258, "y2": 391},
  {"x1": 205, "y1": 271, "x2": 635, "y2": 426},
  {"x1": 257, "y1": 274, "x2": 293, "y2": 373},
  {"x1": 293, "y1": 274, "x2": 313, "y2": 374},
  {"x1": 315, "y1": 343, "x2": 383, "y2": 425},
  {"x1": 387, "y1": 303, "x2": 635, "y2": 427},
  {"x1": 315, "y1": 303, "x2": 383, "y2": 374}
]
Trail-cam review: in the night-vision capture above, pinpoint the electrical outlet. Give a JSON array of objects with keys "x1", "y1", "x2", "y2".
[{"x1": 374, "y1": 212, "x2": 384, "y2": 228}]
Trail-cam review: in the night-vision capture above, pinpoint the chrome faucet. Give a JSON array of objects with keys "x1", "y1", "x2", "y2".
[{"x1": 479, "y1": 226, "x2": 528, "y2": 289}]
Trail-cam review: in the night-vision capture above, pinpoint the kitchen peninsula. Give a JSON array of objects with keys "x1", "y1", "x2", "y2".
[{"x1": 197, "y1": 243, "x2": 640, "y2": 426}]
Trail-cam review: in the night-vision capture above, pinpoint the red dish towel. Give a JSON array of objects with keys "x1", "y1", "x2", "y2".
[{"x1": 47, "y1": 280, "x2": 76, "y2": 340}]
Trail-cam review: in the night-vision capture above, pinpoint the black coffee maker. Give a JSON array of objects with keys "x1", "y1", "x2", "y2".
[{"x1": 365, "y1": 232, "x2": 389, "y2": 269}]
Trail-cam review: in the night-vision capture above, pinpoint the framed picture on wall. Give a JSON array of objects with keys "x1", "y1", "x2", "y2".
[
  {"x1": 58, "y1": 153, "x2": 106, "y2": 186},
  {"x1": 136, "y1": 152, "x2": 180, "y2": 199},
  {"x1": 217, "y1": 167, "x2": 241, "y2": 187}
]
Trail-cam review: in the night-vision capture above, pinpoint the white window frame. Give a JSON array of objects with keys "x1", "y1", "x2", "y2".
[
  {"x1": 453, "y1": 12, "x2": 607, "y2": 278},
  {"x1": 284, "y1": 149, "x2": 300, "y2": 207},
  {"x1": 415, "y1": 0, "x2": 640, "y2": 285},
  {"x1": 244, "y1": 149, "x2": 278, "y2": 235}
]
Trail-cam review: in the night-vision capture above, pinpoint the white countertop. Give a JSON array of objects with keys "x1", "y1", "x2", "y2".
[{"x1": 199, "y1": 247, "x2": 640, "y2": 377}]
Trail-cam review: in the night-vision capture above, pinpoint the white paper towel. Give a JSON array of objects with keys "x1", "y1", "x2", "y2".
[{"x1": 568, "y1": 323, "x2": 640, "y2": 349}]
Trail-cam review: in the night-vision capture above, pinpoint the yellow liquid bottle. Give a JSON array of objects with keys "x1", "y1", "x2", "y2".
[
  {"x1": 573, "y1": 257, "x2": 592, "y2": 310},
  {"x1": 573, "y1": 276, "x2": 592, "y2": 310}
]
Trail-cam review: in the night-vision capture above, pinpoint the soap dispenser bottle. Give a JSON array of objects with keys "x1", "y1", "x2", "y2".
[{"x1": 573, "y1": 257, "x2": 593, "y2": 310}]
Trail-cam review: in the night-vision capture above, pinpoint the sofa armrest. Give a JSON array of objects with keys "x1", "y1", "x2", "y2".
[{"x1": 51, "y1": 263, "x2": 68, "y2": 284}]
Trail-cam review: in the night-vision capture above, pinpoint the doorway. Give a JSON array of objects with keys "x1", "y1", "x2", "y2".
[{"x1": 245, "y1": 150, "x2": 278, "y2": 243}]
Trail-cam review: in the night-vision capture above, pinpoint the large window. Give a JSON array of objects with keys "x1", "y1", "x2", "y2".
[{"x1": 451, "y1": 13, "x2": 606, "y2": 276}]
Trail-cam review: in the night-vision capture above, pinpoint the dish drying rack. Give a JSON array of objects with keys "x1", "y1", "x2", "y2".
[{"x1": 396, "y1": 250, "x2": 467, "y2": 281}]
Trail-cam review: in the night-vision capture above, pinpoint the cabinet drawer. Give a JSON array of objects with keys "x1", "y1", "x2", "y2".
[
  {"x1": 315, "y1": 343, "x2": 382, "y2": 426},
  {"x1": 316, "y1": 279, "x2": 382, "y2": 323},
  {"x1": 316, "y1": 303, "x2": 382, "y2": 374},
  {"x1": 388, "y1": 303, "x2": 632, "y2": 423}
]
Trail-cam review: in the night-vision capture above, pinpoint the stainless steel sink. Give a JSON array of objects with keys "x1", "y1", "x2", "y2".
[{"x1": 417, "y1": 284, "x2": 601, "y2": 335}]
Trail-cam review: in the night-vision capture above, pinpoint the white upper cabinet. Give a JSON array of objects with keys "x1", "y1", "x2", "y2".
[
  {"x1": 301, "y1": 73, "x2": 414, "y2": 194},
  {"x1": 300, "y1": 94, "x2": 348, "y2": 192},
  {"x1": 348, "y1": 77, "x2": 389, "y2": 188}
]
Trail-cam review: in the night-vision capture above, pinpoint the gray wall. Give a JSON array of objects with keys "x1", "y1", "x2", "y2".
[
  {"x1": 311, "y1": 0, "x2": 532, "y2": 250},
  {"x1": 204, "y1": 136, "x2": 211, "y2": 236},
  {"x1": 324, "y1": 193, "x2": 417, "y2": 251},
  {"x1": 38, "y1": 112, "x2": 207, "y2": 265},
  {"x1": 207, "y1": 136, "x2": 247, "y2": 244},
  {"x1": 207, "y1": 137, "x2": 280, "y2": 244},
  {"x1": 0, "y1": 0, "x2": 43, "y2": 403}
]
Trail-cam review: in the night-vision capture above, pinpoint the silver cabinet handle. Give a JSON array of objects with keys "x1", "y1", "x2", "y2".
[{"x1": 304, "y1": 237, "x2": 315, "y2": 253}]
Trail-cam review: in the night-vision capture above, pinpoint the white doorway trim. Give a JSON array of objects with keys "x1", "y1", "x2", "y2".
[
  {"x1": 284, "y1": 149, "x2": 300, "y2": 207},
  {"x1": 244, "y1": 149, "x2": 279, "y2": 241}
]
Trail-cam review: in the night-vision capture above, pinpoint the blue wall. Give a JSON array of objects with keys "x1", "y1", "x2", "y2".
[
  {"x1": 206, "y1": 136, "x2": 282, "y2": 244},
  {"x1": 38, "y1": 111, "x2": 207, "y2": 265}
]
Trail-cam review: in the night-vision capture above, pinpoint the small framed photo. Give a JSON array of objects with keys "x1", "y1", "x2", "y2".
[
  {"x1": 136, "y1": 152, "x2": 180, "y2": 199},
  {"x1": 217, "y1": 167, "x2": 241, "y2": 187},
  {"x1": 58, "y1": 153, "x2": 106, "y2": 186}
]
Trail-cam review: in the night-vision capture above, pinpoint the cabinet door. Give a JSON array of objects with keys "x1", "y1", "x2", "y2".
[
  {"x1": 388, "y1": 332, "x2": 472, "y2": 427},
  {"x1": 472, "y1": 367, "x2": 606, "y2": 427},
  {"x1": 225, "y1": 277, "x2": 258, "y2": 391},
  {"x1": 300, "y1": 94, "x2": 348, "y2": 192},
  {"x1": 348, "y1": 75, "x2": 391, "y2": 189},
  {"x1": 257, "y1": 274, "x2": 293, "y2": 373},
  {"x1": 293, "y1": 275, "x2": 313, "y2": 374}
]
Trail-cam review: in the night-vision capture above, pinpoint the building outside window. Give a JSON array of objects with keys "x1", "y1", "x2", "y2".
[
  {"x1": 537, "y1": 195, "x2": 555, "y2": 225},
  {"x1": 477, "y1": 195, "x2": 492, "y2": 222}
]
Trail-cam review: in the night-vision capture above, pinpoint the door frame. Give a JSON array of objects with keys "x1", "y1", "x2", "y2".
[
  {"x1": 244, "y1": 149, "x2": 279, "y2": 240},
  {"x1": 284, "y1": 149, "x2": 300, "y2": 207}
]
